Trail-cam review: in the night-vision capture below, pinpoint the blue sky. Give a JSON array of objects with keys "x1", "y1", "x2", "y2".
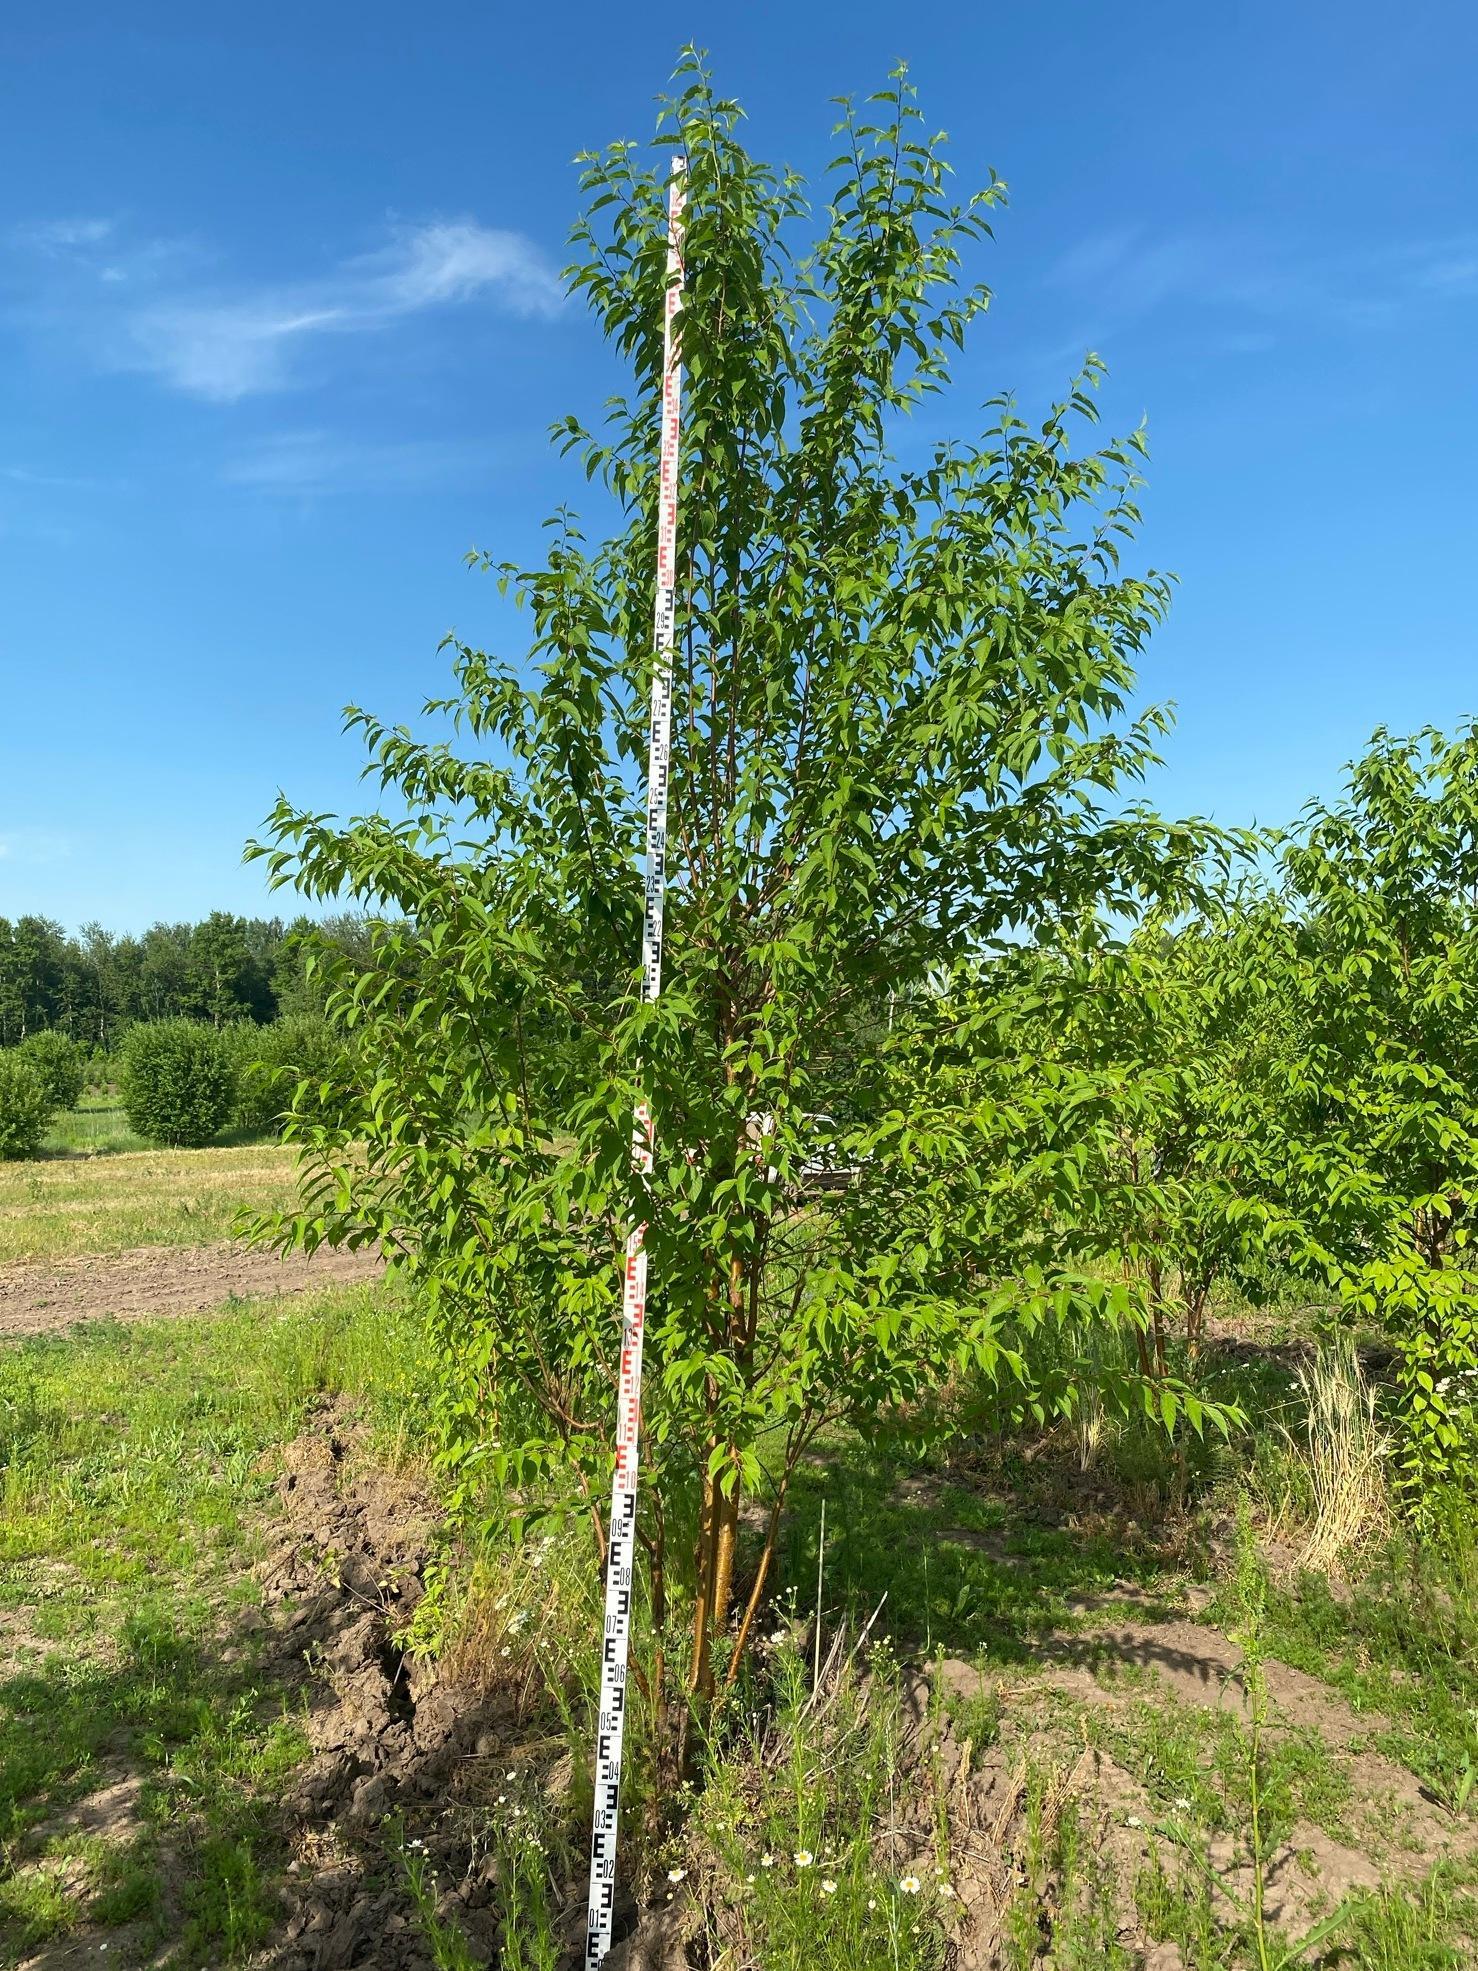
[{"x1": 2, "y1": 1, "x2": 1475, "y2": 931}]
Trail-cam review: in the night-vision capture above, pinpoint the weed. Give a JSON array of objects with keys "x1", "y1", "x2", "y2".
[
  {"x1": 693, "y1": 1633, "x2": 949, "y2": 1971},
  {"x1": 1287, "y1": 1338, "x2": 1391, "y2": 1576},
  {"x1": 399, "y1": 1839, "x2": 482, "y2": 1971}
]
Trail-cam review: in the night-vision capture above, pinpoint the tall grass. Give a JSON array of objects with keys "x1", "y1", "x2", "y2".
[{"x1": 1288, "y1": 1337, "x2": 1391, "y2": 1576}]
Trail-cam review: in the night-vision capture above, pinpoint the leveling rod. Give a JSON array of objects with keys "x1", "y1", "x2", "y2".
[{"x1": 584, "y1": 153, "x2": 686, "y2": 1970}]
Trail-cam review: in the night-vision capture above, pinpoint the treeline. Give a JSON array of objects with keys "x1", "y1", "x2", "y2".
[{"x1": 0, "y1": 912, "x2": 374, "y2": 1047}]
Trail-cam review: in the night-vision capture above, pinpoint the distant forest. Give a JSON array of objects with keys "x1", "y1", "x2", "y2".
[{"x1": 0, "y1": 914, "x2": 370, "y2": 1047}]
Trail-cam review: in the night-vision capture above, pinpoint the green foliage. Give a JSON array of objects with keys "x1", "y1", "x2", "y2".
[
  {"x1": 0, "y1": 1051, "x2": 53, "y2": 1160},
  {"x1": 0, "y1": 911, "x2": 377, "y2": 1049},
  {"x1": 119, "y1": 1019, "x2": 237, "y2": 1149},
  {"x1": 14, "y1": 1030, "x2": 86, "y2": 1113},
  {"x1": 226, "y1": 1014, "x2": 343, "y2": 1136},
  {"x1": 1257, "y1": 726, "x2": 1478, "y2": 1495},
  {"x1": 249, "y1": 57, "x2": 1233, "y2": 1708}
]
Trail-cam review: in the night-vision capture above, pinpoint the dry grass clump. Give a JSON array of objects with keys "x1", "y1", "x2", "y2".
[{"x1": 1289, "y1": 1337, "x2": 1391, "y2": 1576}]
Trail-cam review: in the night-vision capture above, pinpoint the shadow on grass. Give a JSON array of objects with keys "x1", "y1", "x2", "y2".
[
  {"x1": 776, "y1": 1436, "x2": 1186, "y2": 1664},
  {"x1": 0, "y1": 1597, "x2": 306, "y2": 1965}
]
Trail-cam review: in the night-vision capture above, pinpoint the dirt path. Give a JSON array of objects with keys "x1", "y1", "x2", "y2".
[{"x1": 0, "y1": 1240, "x2": 385, "y2": 1338}]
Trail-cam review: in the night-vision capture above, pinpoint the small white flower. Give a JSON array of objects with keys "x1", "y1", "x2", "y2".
[
  {"x1": 667, "y1": 1867, "x2": 687, "y2": 1883},
  {"x1": 820, "y1": 1879, "x2": 837, "y2": 1895},
  {"x1": 761, "y1": 1855, "x2": 775, "y2": 1868},
  {"x1": 500, "y1": 1646, "x2": 512, "y2": 1657},
  {"x1": 745, "y1": 1873, "x2": 756, "y2": 1885},
  {"x1": 1126, "y1": 1814, "x2": 1144, "y2": 1829},
  {"x1": 408, "y1": 1838, "x2": 424, "y2": 1850},
  {"x1": 505, "y1": 1771, "x2": 517, "y2": 1781},
  {"x1": 899, "y1": 1874, "x2": 921, "y2": 1894},
  {"x1": 938, "y1": 1882, "x2": 956, "y2": 1898},
  {"x1": 1174, "y1": 1796, "x2": 1192, "y2": 1810},
  {"x1": 497, "y1": 1794, "x2": 507, "y2": 1805},
  {"x1": 867, "y1": 1898, "x2": 877, "y2": 1911},
  {"x1": 794, "y1": 1849, "x2": 814, "y2": 1868}
]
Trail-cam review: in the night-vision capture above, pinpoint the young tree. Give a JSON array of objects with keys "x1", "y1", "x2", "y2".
[
  {"x1": 15, "y1": 1030, "x2": 86, "y2": 1114},
  {"x1": 252, "y1": 60, "x2": 1223, "y2": 1714},
  {"x1": 0, "y1": 1052, "x2": 53, "y2": 1159},
  {"x1": 1265, "y1": 725, "x2": 1478, "y2": 1493}
]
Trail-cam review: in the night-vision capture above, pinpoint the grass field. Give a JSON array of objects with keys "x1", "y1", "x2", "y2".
[
  {"x1": 0, "y1": 1139, "x2": 300, "y2": 1264},
  {"x1": 0, "y1": 1286, "x2": 416, "y2": 1964},
  {"x1": 0, "y1": 1287, "x2": 1474, "y2": 1969},
  {"x1": 1, "y1": 1107, "x2": 1475, "y2": 1966},
  {"x1": 41, "y1": 1094, "x2": 273, "y2": 1160}
]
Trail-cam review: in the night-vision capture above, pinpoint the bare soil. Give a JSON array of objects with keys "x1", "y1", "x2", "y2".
[{"x1": 0, "y1": 1241, "x2": 384, "y2": 1339}]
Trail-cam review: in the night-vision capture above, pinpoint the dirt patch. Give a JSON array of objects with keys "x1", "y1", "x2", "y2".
[
  {"x1": 1037, "y1": 1606, "x2": 1465, "y2": 1863},
  {"x1": 0, "y1": 1240, "x2": 383, "y2": 1338},
  {"x1": 240, "y1": 1408, "x2": 602, "y2": 1970},
  {"x1": 908, "y1": 1663, "x2": 1398, "y2": 1970}
]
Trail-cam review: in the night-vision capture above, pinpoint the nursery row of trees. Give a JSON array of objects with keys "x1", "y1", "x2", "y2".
[
  {"x1": 0, "y1": 911, "x2": 375, "y2": 1046},
  {"x1": 0, "y1": 1014, "x2": 343, "y2": 1158},
  {"x1": 239, "y1": 59, "x2": 1478, "y2": 1755}
]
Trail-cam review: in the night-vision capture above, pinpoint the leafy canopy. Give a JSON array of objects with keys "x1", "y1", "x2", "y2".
[
  {"x1": 252, "y1": 57, "x2": 1226, "y2": 1692},
  {"x1": 120, "y1": 1019, "x2": 238, "y2": 1150}
]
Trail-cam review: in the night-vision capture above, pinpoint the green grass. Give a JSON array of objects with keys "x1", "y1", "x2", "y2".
[
  {"x1": 0, "y1": 1272, "x2": 1473, "y2": 1969},
  {"x1": 0, "y1": 1134, "x2": 301, "y2": 1262},
  {"x1": 0, "y1": 1281, "x2": 425, "y2": 1965},
  {"x1": 1205, "y1": 1506, "x2": 1478, "y2": 1804},
  {"x1": 42, "y1": 1092, "x2": 150, "y2": 1155},
  {"x1": 694, "y1": 1637, "x2": 952, "y2": 1971},
  {"x1": 777, "y1": 1437, "x2": 1184, "y2": 1666},
  {"x1": 40, "y1": 1094, "x2": 276, "y2": 1159}
]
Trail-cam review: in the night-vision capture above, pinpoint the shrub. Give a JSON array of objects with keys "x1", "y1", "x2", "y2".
[
  {"x1": 15, "y1": 1031, "x2": 86, "y2": 1113},
  {"x1": 0, "y1": 1052, "x2": 54, "y2": 1159},
  {"x1": 227, "y1": 1016, "x2": 342, "y2": 1137},
  {"x1": 83, "y1": 1047, "x2": 118, "y2": 1093},
  {"x1": 120, "y1": 1020, "x2": 237, "y2": 1148}
]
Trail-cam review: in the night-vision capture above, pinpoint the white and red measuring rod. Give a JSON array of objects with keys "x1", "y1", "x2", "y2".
[{"x1": 584, "y1": 154, "x2": 686, "y2": 1970}]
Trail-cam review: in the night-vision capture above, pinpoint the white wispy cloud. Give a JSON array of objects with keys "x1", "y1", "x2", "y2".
[
  {"x1": 221, "y1": 428, "x2": 485, "y2": 495},
  {"x1": 14, "y1": 216, "x2": 115, "y2": 253},
  {"x1": 0, "y1": 829, "x2": 73, "y2": 865},
  {"x1": 7, "y1": 215, "x2": 563, "y2": 400},
  {"x1": 1046, "y1": 226, "x2": 1478, "y2": 343}
]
